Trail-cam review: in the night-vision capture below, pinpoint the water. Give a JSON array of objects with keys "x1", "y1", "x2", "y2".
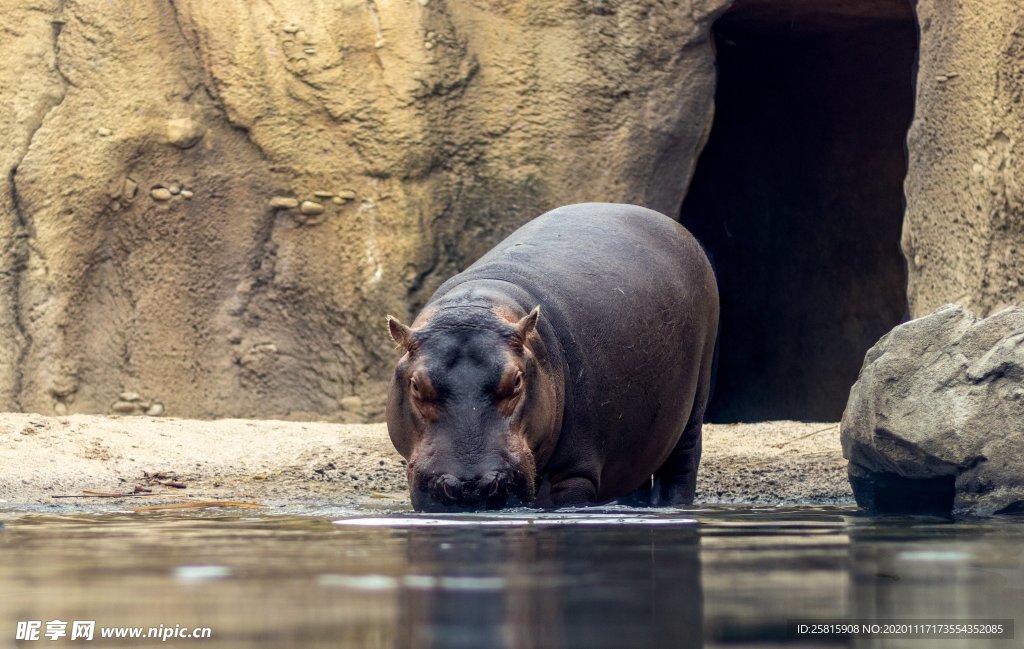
[{"x1": 0, "y1": 505, "x2": 1021, "y2": 648}]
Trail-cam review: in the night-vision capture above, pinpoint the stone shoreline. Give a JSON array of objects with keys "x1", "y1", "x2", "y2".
[{"x1": 0, "y1": 414, "x2": 852, "y2": 512}]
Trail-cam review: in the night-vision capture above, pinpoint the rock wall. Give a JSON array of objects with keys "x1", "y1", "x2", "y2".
[
  {"x1": 1, "y1": 0, "x2": 728, "y2": 420},
  {"x1": 903, "y1": 0, "x2": 1024, "y2": 317},
  {"x1": 5, "y1": 0, "x2": 1024, "y2": 422}
]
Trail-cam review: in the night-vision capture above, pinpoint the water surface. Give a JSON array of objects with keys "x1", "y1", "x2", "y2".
[{"x1": 1, "y1": 506, "x2": 1021, "y2": 648}]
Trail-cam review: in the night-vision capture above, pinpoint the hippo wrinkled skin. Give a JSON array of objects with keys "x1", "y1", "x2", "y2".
[{"x1": 386, "y1": 203, "x2": 719, "y2": 511}]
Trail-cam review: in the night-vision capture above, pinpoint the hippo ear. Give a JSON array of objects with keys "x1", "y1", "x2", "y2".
[
  {"x1": 387, "y1": 315, "x2": 415, "y2": 351},
  {"x1": 514, "y1": 306, "x2": 541, "y2": 343}
]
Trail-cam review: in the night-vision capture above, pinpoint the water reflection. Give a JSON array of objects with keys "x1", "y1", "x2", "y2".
[
  {"x1": 392, "y1": 524, "x2": 702, "y2": 648},
  {"x1": 0, "y1": 508, "x2": 1020, "y2": 648},
  {"x1": 846, "y1": 518, "x2": 1024, "y2": 649}
]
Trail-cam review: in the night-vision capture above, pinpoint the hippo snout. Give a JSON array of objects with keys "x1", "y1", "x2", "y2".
[{"x1": 418, "y1": 468, "x2": 527, "y2": 512}]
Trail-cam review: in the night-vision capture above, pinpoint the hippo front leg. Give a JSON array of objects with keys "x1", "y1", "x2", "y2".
[{"x1": 536, "y1": 475, "x2": 599, "y2": 509}]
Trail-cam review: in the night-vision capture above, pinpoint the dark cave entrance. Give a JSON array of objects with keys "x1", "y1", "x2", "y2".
[{"x1": 679, "y1": 0, "x2": 917, "y2": 422}]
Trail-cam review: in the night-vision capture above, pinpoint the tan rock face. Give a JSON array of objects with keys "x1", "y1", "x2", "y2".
[
  {"x1": 0, "y1": 1, "x2": 67, "y2": 412},
  {"x1": 903, "y1": 0, "x2": 1024, "y2": 317},
  {"x1": 8, "y1": 0, "x2": 1021, "y2": 421},
  {"x1": 0, "y1": 0, "x2": 729, "y2": 419}
]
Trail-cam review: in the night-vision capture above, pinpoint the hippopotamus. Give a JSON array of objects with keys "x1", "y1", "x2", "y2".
[{"x1": 386, "y1": 203, "x2": 719, "y2": 511}]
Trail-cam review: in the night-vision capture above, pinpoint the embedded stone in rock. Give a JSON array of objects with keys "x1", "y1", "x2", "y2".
[
  {"x1": 841, "y1": 304, "x2": 1024, "y2": 516},
  {"x1": 269, "y1": 196, "x2": 299, "y2": 209},
  {"x1": 165, "y1": 117, "x2": 205, "y2": 149},
  {"x1": 145, "y1": 403, "x2": 164, "y2": 416},
  {"x1": 111, "y1": 401, "x2": 138, "y2": 414},
  {"x1": 150, "y1": 187, "x2": 172, "y2": 201},
  {"x1": 123, "y1": 178, "x2": 138, "y2": 200},
  {"x1": 340, "y1": 395, "x2": 363, "y2": 413},
  {"x1": 299, "y1": 200, "x2": 324, "y2": 215}
]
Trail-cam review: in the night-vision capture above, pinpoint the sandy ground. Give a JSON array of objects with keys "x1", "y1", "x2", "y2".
[{"x1": 0, "y1": 414, "x2": 852, "y2": 512}]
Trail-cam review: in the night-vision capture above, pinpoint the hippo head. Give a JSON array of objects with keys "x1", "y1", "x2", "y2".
[{"x1": 385, "y1": 304, "x2": 561, "y2": 512}]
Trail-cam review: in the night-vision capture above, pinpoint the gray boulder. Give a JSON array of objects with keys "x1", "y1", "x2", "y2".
[{"x1": 841, "y1": 304, "x2": 1024, "y2": 516}]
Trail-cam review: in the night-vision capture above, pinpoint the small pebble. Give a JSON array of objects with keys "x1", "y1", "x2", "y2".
[
  {"x1": 424, "y1": 41, "x2": 434, "y2": 50},
  {"x1": 313, "y1": 190, "x2": 334, "y2": 198},
  {"x1": 112, "y1": 401, "x2": 138, "y2": 414},
  {"x1": 304, "y1": 47, "x2": 316, "y2": 55},
  {"x1": 337, "y1": 189, "x2": 356, "y2": 200},
  {"x1": 283, "y1": 23, "x2": 299, "y2": 34},
  {"x1": 332, "y1": 196, "x2": 345, "y2": 205},
  {"x1": 300, "y1": 200, "x2": 324, "y2": 215},
  {"x1": 181, "y1": 190, "x2": 194, "y2": 199},
  {"x1": 169, "y1": 184, "x2": 181, "y2": 195},
  {"x1": 375, "y1": 38, "x2": 386, "y2": 49},
  {"x1": 269, "y1": 196, "x2": 299, "y2": 209},
  {"x1": 151, "y1": 187, "x2": 172, "y2": 201},
  {"x1": 54, "y1": 402, "x2": 67, "y2": 416},
  {"x1": 123, "y1": 178, "x2": 138, "y2": 200},
  {"x1": 119, "y1": 391, "x2": 142, "y2": 402},
  {"x1": 97, "y1": 127, "x2": 112, "y2": 137},
  {"x1": 146, "y1": 403, "x2": 165, "y2": 416}
]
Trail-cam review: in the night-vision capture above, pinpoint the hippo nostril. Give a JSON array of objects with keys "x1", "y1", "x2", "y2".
[
  {"x1": 438, "y1": 474, "x2": 461, "y2": 503},
  {"x1": 480, "y1": 471, "x2": 502, "y2": 498}
]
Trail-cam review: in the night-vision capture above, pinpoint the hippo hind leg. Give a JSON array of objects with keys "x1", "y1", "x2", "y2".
[
  {"x1": 652, "y1": 358, "x2": 712, "y2": 506},
  {"x1": 652, "y1": 428, "x2": 702, "y2": 506}
]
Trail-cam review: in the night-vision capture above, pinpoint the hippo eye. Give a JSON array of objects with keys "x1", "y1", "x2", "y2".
[
  {"x1": 512, "y1": 372, "x2": 524, "y2": 394},
  {"x1": 410, "y1": 378, "x2": 421, "y2": 399}
]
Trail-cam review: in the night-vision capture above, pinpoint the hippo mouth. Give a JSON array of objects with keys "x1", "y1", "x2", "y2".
[{"x1": 410, "y1": 468, "x2": 536, "y2": 512}]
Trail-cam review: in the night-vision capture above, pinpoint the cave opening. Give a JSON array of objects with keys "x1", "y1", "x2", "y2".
[{"x1": 679, "y1": 0, "x2": 918, "y2": 422}]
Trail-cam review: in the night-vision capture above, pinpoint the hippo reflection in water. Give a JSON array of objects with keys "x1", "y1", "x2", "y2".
[{"x1": 386, "y1": 203, "x2": 719, "y2": 511}]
